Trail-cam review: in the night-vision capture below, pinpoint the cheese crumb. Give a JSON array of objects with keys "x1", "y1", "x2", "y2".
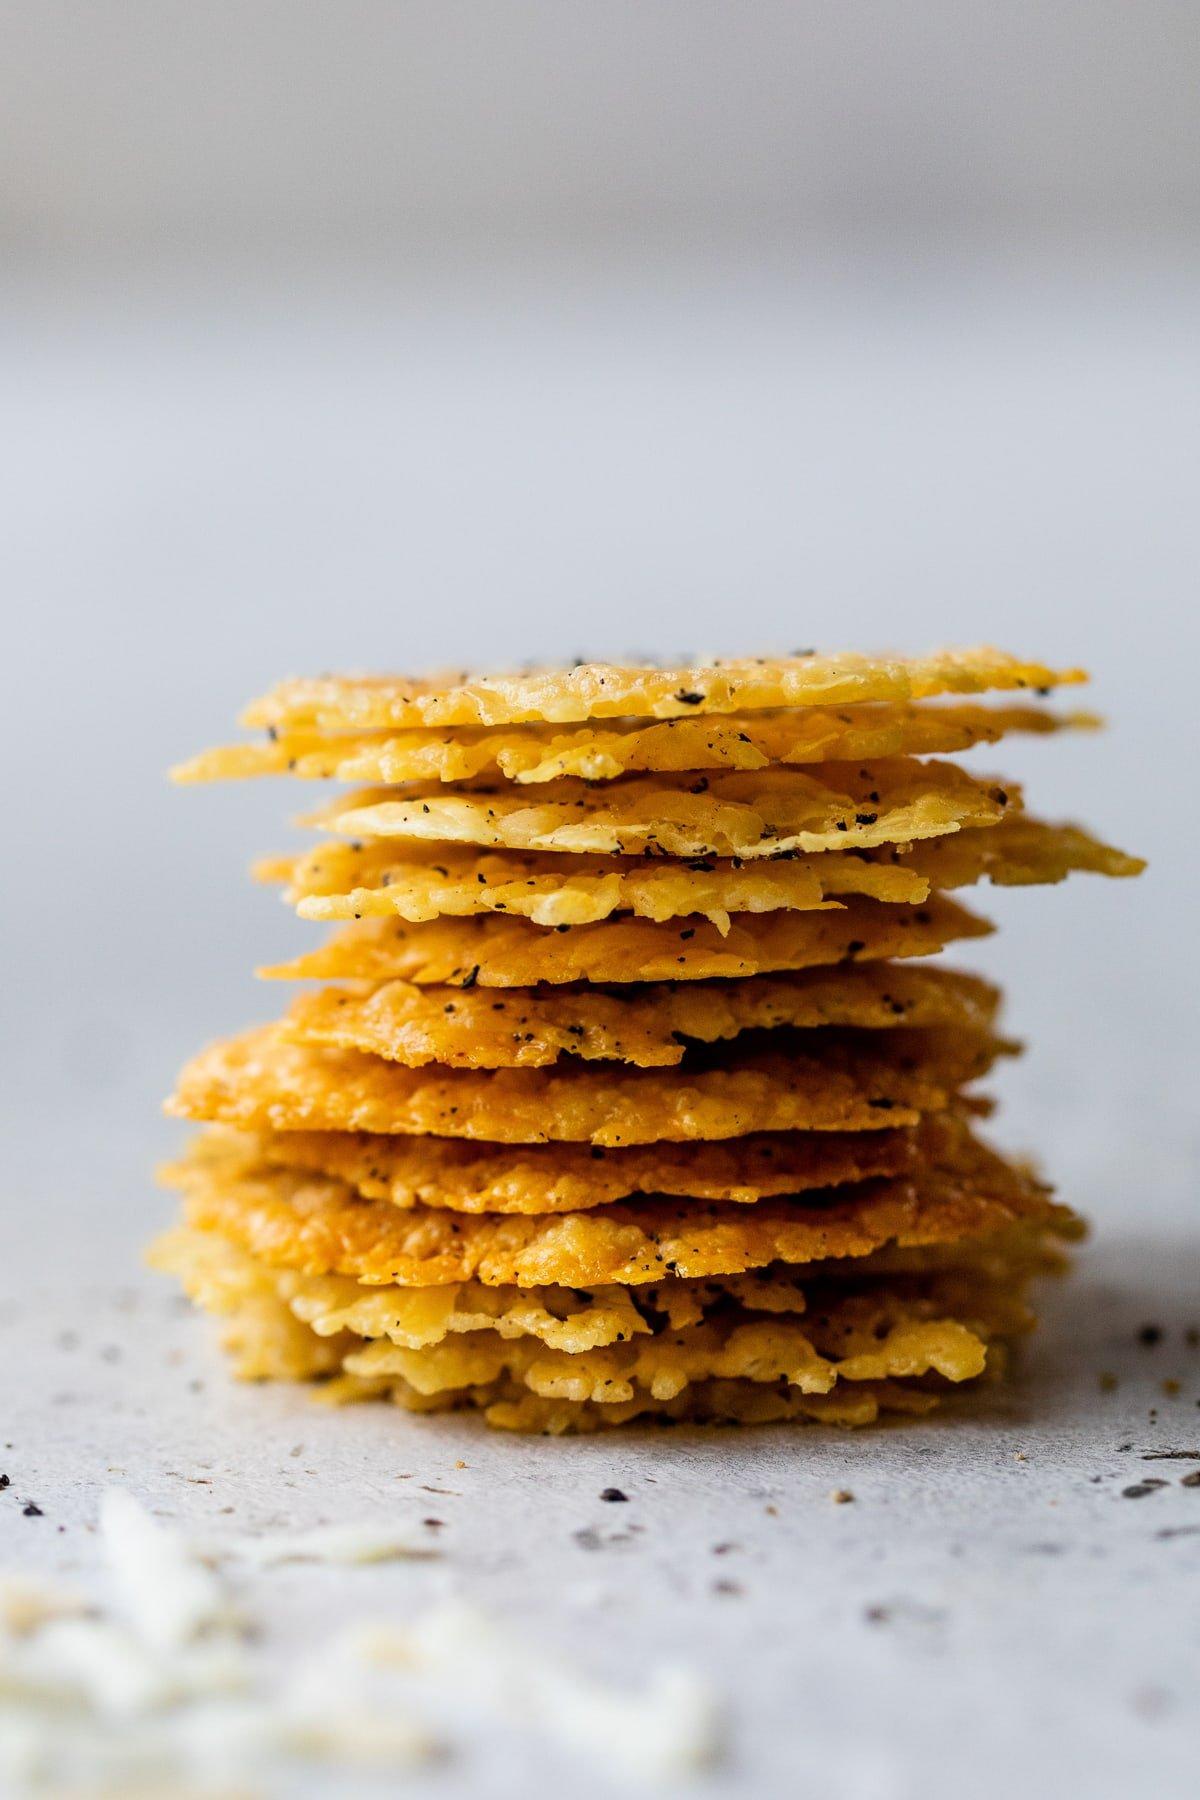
[{"x1": 208, "y1": 1520, "x2": 440, "y2": 1567}]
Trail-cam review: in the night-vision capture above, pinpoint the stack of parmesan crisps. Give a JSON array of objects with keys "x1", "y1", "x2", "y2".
[{"x1": 152, "y1": 649, "x2": 1143, "y2": 1434}]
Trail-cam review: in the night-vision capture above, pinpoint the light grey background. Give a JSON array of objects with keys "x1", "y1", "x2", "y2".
[
  {"x1": 1, "y1": 7, "x2": 1198, "y2": 1797},
  {"x1": 4, "y1": 0, "x2": 1200, "y2": 247}
]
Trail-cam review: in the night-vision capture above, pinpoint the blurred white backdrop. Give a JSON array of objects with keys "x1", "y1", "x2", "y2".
[{"x1": 1, "y1": 2, "x2": 1196, "y2": 1276}]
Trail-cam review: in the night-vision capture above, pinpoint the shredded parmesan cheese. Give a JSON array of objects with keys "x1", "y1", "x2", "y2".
[
  {"x1": 99, "y1": 1488, "x2": 237, "y2": 1651},
  {"x1": 0, "y1": 1494, "x2": 718, "y2": 1788},
  {"x1": 364, "y1": 1601, "x2": 724, "y2": 1780},
  {"x1": 212, "y1": 1519, "x2": 441, "y2": 1566}
]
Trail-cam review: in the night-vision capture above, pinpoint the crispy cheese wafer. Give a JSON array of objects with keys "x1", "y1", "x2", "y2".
[
  {"x1": 243, "y1": 648, "x2": 1085, "y2": 732},
  {"x1": 261, "y1": 894, "x2": 991, "y2": 987}
]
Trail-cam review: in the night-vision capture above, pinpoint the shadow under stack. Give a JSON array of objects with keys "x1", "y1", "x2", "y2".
[{"x1": 153, "y1": 649, "x2": 1143, "y2": 1433}]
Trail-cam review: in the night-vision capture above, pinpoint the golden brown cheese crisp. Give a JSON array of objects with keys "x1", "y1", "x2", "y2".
[
  {"x1": 260, "y1": 839, "x2": 923, "y2": 930},
  {"x1": 261, "y1": 894, "x2": 991, "y2": 986},
  {"x1": 240, "y1": 1121, "x2": 917, "y2": 1212},
  {"x1": 316, "y1": 760, "x2": 1015, "y2": 861},
  {"x1": 242, "y1": 647, "x2": 1085, "y2": 731},
  {"x1": 167, "y1": 1020, "x2": 1000, "y2": 1144},
  {"x1": 176, "y1": 701, "x2": 1086, "y2": 788},
  {"x1": 160, "y1": 1131, "x2": 1076, "y2": 1290},
  {"x1": 260, "y1": 815, "x2": 1131, "y2": 934},
  {"x1": 283, "y1": 965, "x2": 1000, "y2": 1070}
]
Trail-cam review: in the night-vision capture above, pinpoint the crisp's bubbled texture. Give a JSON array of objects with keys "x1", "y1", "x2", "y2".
[{"x1": 155, "y1": 648, "x2": 1139, "y2": 1431}]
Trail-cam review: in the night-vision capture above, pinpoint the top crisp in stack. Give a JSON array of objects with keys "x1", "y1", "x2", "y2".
[{"x1": 152, "y1": 649, "x2": 1143, "y2": 1433}]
